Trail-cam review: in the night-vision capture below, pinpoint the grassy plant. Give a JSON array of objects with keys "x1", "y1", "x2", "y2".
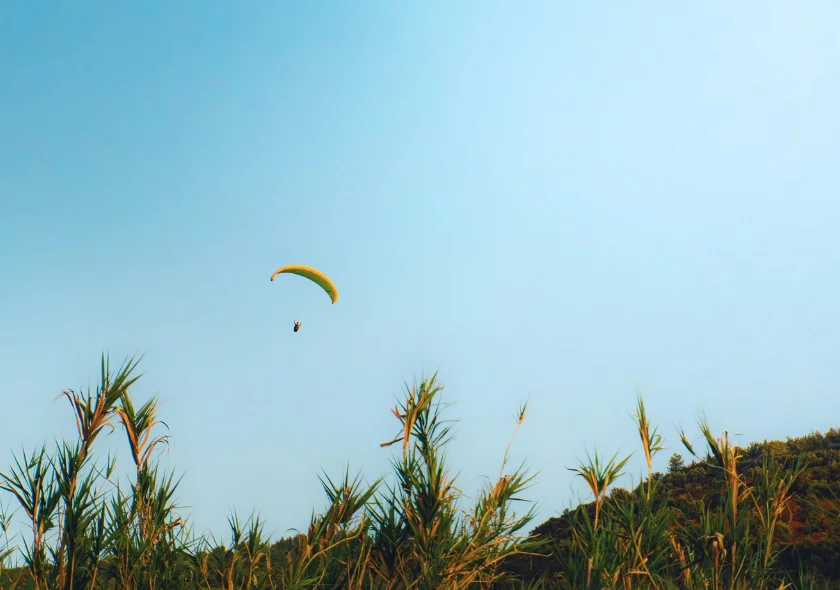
[
  {"x1": 372, "y1": 372, "x2": 540, "y2": 589},
  {"x1": 634, "y1": 395, "x2": 665, "y2": 502},
  {"x1": 0, "y1": 444, "x2": 59, "y2": 588},
  {"x1": 524, "y1": 396, "x2": 823, "y2": 590},
  {"x1": 0, "y1": 499, "x2": 23, "y2": 588},
  {"x1": 0, "y1": 355, "x2": 832, "y2": 589}
]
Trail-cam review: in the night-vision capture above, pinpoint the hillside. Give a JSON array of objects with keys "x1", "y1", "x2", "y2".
[{"x1": 503, "y1": 427, "x2": 840, "y2": 584}]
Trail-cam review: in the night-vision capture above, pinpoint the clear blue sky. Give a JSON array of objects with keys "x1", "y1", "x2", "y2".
[{"x1": 1, "y1": 1, "x2": 839, "y2": 542}]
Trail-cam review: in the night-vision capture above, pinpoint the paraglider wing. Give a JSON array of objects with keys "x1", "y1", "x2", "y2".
[{"x1": 270, "y1": 265, "x2": 339, "y2": 304}]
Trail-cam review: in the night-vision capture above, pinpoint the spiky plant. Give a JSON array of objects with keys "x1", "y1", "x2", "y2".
[
  {"x1": 0, "y1": 354, "x2": 831, "y2": 588},
  {"x1": 371, "y1": 372, "x2": 539, "y2": 589}
]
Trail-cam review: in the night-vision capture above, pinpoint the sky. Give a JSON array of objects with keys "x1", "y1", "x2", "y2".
[{"x1": 1, "y1": 1, "x2": 839, "y2": 543}]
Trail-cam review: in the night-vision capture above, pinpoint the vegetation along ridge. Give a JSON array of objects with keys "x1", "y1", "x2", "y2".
[{"x1": 1, "y1": 355, "x2": 838, "y2": 589}]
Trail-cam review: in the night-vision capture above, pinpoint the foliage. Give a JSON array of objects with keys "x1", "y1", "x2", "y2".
[
  {"x1": 1, "y1": 355, "x2": 840, "y2": 588},
  {"x1": 0, "y1": 357, "x2": 537, "y2": 589},
  {"x1": 518, "y1": 409, "x2": 840, "y2": 589}
]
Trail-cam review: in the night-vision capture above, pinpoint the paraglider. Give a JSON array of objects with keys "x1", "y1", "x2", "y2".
[
  {"x1": 270, "y1": 265, "x2": 339, "y2": 303},
  {"x1": 270, "y1": 265, "x2": 338, "y2": 333}
]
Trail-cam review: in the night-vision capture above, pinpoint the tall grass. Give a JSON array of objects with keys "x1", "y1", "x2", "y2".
[
  {"x1": 0, "y1": 355, "x2": 831, "y2": 588},
  {"x1": 530, "y1": 399, "x2": 820, "y2": 590}
]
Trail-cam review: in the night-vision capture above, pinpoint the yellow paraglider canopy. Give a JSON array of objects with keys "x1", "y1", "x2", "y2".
[{"x1": 270, "y1": 265, "x2": 339, "y2": 304}]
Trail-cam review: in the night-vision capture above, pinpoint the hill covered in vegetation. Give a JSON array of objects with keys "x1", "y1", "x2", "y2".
[
  {"x1": 1, "y1": 354, "x2": 838, "y2": 589},
  {"x1": 503, "y1": 428, "x2": 840, "y2": 586}
]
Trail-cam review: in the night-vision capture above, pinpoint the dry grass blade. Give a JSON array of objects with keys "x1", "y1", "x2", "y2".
[
  {"x1": 567, "y1": 448, "x2": 632, "y2": 530},
  {"x1": 114, "y1": 393, "x2": 170, "y2": 473},
  {"x1": 56, "y1": 355, "x2": 143, "y2": 464},
  {"x1": 634, "y1": 394, "x2": 665, "y2": 501},
  {"x1": 380, "y1": 372, "x2": 454, "y2": 460}
]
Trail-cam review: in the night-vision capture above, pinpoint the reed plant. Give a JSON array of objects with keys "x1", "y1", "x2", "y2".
[
  {"x1": 528, "y1": 398, "x2": 824, "y2": 590},
  {"x1": 0, "y1": 355, "x2": 833, "y2": 589}
]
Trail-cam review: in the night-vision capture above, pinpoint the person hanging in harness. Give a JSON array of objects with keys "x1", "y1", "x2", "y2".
[{"x1": 293, "y1": 320, "x2": 302, "y2": 332}]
